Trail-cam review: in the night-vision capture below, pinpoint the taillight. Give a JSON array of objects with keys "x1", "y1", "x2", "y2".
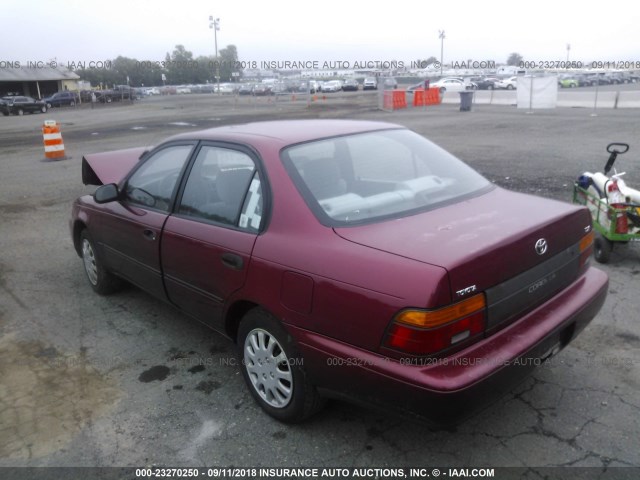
[
  {"x1": 384, "y1": 293, "x2": 486, "y2": 356},
  {"x1": 579, "y1": 230, "x2": 594, "y2": 269}
]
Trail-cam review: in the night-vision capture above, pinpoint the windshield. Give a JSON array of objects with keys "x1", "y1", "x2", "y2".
[{"x1": 282, "y1": 128, "x2": 492, "y2": 225}]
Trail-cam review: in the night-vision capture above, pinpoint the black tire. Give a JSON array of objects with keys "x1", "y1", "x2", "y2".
[
  {"x1": 70, "y1": 100, "x2": 76, "y2": 107},
  {"x1": 507, "y1": 84, "x2": 514, "y2": 90},
  {"x1": 439, "y1": 87, "x2": 446, "y2": 94},
  {"x1": 487, "y1": 85, "x2": 494, "y2": 90},
  {"x1": 237, "y1": 308, "x2": 324, "y2": 423},
  {"x1": 17, "y1": 109, "x2": 24, "y2": 116},
  {"x1": 593, "y1": 232, "x2": 613, "y2": 264},
  {"x1": 79, "y1": 229, "x2": 122, "y2": 294}
]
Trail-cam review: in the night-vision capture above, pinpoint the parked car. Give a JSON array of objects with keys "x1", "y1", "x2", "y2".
[
  {"x1": 558, "y1": 75, "x2": 578, "y2": 88},
  {"x1": 237, "y1": 84, "x2": 254, "y2": 95},
  {"x1": 363, "y1": 77, "x2": 378, "y2": 90},
  {"x1": 575, "y1": 74, "x2": 596, "y2": 87},
  {"x1": 585, "y1": 73, "x2": 610, "y2": 86},
  {"x1": 253, "y1": 84, "x2": 272, "y2": 96},
  {"x1": 382, "y1": 77, "x2": 398, "y2": 90},
  {"x1": 321, "y1": 80, "x2": 342, "y2": 92},
  {"x1": 495, "y1": 76, "x2": 518, "y2": 90},
  {"x1": 71, "y1": 119, "x2": 607, "y2": 425},
  {"x1": 470, "y1": 77, "x2": 500, "y2": 90},
  {"x1": 44, "y1": 91, "x2": 79, "y2": 107},
  {"x1": 145, "y1": 87, "x2": 161, "y2": 95},
  {"x1": 342, "y1": 79, "x2": 359, "y2": 91},
  {"x1": 431, "y1": 78, "x2": 470, "y2": 93},
  {"x1": 0, "y1": 95, "x2": 48, "y2": 115}
]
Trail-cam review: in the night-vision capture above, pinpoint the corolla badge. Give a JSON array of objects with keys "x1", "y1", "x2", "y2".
[{"x1": 535, "y1": 238, "x2": 548, "y2": 255}]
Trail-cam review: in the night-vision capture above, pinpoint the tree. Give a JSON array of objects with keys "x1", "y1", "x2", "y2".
[
  {"x1": 221, "y1": 45, "x2": 240, "y2": 82},
  {"x1": 507, "y1": 53, "x2": 523, "y2": 66},
  {"x1": 165, "y1": 45, "x2": 195, "y2": 85}
]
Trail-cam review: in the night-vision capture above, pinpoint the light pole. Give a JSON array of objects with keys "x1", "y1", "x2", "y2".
[
  {"x1": 209, "y1": 16, "x2": 220, "y2": 95},
  {"x1": 566, "y1": 43, "x2": 571, "y2": 63},
  {"x1": 439, "y1": 30, "x2": 445, "y2": 77}
]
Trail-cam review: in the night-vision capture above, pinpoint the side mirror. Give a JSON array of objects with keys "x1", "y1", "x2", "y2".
[{"x1": 94, "y1": 183, "x2": 120, "y2": 204}]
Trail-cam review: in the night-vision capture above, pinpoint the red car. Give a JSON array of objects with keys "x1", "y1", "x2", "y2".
[{"x1": 70, "y1": 120, "x2": 608, "y2": 424}]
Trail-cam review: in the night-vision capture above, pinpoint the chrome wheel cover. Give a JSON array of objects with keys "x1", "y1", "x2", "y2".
[
  {"x1": 82, "y1": 238, "x2": 98, "y2": 285},
  {"x1": 243, "y1": 328, "x2": 293, "y2": 408}
]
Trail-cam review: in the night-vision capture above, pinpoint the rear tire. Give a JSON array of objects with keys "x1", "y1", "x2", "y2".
[
  {"x1": 80, "y1": 230, "x2": 122, "y2": 294},
  {"x1": 237, "y1": 308, "x2": 324, "y2": 423},
  {"x1": 593, "y1": 232, "x2": 612, "y2": 264}
]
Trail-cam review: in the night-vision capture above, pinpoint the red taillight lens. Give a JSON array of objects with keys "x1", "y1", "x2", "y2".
[{"x1": 384, "y1": 294, "x2": 486, "y2": 356}]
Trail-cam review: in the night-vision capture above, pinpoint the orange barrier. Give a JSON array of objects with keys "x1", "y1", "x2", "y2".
[
  {"x1": 393, "y1": 90, "x2": 407, "y2": 109},
  {"x1": 42, "y1": 120, "x2": 67, "y2": 160},
  {"x1": 413, "y1": 89, "x2": 425, "y2": 107},
  {"x1": 425, "y1": 87, "x2": 441, "y2": 105}
]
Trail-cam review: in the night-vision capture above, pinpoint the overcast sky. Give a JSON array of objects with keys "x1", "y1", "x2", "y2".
[{"x1": 4, "y1": 0, "x2": 639, "y2": 67}]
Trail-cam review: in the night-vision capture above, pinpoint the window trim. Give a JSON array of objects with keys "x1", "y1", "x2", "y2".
[
  {"x1": 120, "y1": 140, "x2": 198, "y2": 214},
  {"x1": 171, "y1": 141, "x2": 271, "y2": 234}
]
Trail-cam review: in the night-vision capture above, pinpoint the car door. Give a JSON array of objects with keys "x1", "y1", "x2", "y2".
[
  {"x1": 161, "y1": 143, "x2": 265, "y2": 330},
  {"x1": 92, "y1": 143, "x2": 195, "y2": 299}
]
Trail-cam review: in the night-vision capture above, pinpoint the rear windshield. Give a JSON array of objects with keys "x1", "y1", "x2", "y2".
[{"x1": 282, "y1": 128, "x2": 491, "y2": 226}]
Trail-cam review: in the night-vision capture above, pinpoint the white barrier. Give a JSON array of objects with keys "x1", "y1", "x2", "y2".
[{"x1": 441, "y1": 88, "x2": 640, "y2": 109}]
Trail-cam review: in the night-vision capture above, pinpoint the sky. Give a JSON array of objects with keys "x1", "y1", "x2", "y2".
[{"x1": 3, "y1": 0, "x2": 640, "y2": 68}]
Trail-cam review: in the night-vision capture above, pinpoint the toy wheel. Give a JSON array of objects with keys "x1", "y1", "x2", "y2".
[{"x1": 593, "y1": 232, "x2": 613, "y2": 263}]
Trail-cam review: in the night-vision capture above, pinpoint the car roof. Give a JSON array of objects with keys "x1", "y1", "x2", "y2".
[{"x1": 164, "y1": 119, "x2": 403, "y2": 147}]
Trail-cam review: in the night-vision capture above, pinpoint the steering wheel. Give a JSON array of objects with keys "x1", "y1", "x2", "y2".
[
  {"x1": 604, "y1": 143, "x2": 630, "y2": 175},
  {"x1": 606, "y1": 143, "x2": 629, "y2": 154}
]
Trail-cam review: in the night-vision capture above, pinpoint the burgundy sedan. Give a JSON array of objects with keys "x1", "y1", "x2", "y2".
[{"x1": 70, "y1": 120, "x2": 608, "y2": 424}]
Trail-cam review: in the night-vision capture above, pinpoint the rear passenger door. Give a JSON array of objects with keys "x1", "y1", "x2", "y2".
[{"x1": 161, "y1": 144, "x2": 265, "y2": 329}]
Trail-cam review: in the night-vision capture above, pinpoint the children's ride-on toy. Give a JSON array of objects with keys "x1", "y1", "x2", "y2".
[{"x1": 573, "y1": 142, "x2": 640, "y2": 263}]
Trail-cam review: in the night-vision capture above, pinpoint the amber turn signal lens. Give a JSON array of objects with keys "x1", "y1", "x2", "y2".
[
  {"x1": 579, "y1": 230, "x2": 594, "y2": 253},
  {"x1": 395, "y1": 293, "x2": 486, "y2": 329}
]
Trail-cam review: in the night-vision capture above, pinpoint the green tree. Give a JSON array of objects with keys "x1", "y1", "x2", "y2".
[
  {"x1": 217, "y1": 45, "x2": 240, "y2": 82},
  {"x1": 165, "y1": 45, "x2": 195, "y2": 85},
  {"x1": 507, "y1": 53, "x2": 523, "y2": 66}
]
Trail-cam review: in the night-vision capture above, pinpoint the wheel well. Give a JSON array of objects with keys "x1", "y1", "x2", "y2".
[
  {"x1": 72, "y1": 221, "x2": 87, "y2": 257},
  {"x1": 225, "y1": 300, "x2": 259, "y2": 342}
]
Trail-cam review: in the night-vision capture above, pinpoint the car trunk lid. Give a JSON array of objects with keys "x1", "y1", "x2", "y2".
[
  {"x1": 82, "y1": 146, "x2": 151, "y2": 185},
  {"x1": 334, "y1": 188, "x2": 592, "y2": 332}
]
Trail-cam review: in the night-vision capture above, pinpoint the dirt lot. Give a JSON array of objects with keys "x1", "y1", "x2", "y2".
[{"x1": 1, "y1": 94, "x2": 639, "y2": 476}]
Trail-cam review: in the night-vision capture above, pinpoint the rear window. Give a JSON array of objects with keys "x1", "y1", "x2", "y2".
[{"x1": 282, "y1": 129, "x2": 491, "y2": 225}]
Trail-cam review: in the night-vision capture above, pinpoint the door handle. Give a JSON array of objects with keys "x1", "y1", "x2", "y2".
[
  {"x1": 221, "y1": 252, "x2": 243, "y2": 270},
  {"x1": 142, "y1": 229, "x2": 157, "y2": 241}
]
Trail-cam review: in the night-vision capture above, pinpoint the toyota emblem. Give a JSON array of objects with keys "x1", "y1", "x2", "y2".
[{"x1": 535, "y1": 238, "x2": 548, "y2": 255}]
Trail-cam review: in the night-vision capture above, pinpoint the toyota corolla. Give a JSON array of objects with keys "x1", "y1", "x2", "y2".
[{"x1": 70, "y1": 120, "x2": 608, "y2": 424}]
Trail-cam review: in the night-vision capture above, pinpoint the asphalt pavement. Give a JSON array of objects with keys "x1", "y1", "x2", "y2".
[{"x1": 0, "y1": 93, "x2": 639, "y2": 477}]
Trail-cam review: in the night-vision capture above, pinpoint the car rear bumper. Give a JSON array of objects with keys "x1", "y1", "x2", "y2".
[{"x1": 290, "y1": 266, "x2": 608, "y2": 424}]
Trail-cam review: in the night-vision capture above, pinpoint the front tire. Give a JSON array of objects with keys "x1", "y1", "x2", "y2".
[
  {"x1": 237, "y1": 308, "x2": 324, "y2": 423},
  {"x1": 80, "y1": 230, "x2": 122, "y2": 294}
]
